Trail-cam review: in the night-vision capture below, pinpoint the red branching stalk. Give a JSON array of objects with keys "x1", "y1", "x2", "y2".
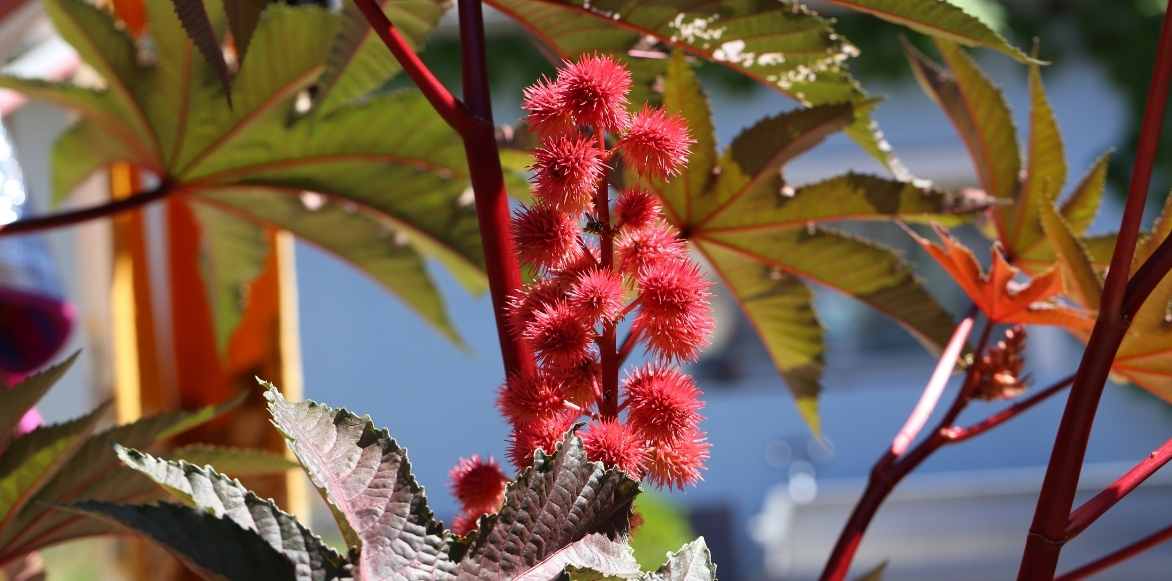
[
  {"x1": 1065, "y1": 438, "x2": 1172, "y2": 539},
  {"x1": 1055, "y1": 524, "x2": 1172, "y2": 581},
  {"x1": 821, "y1": 322, "x2": 1076, "y2": 580},
  {"x1": 353, "y1": 0, "x2": 472, "y2": 136},
  {"x1": 1018, "y1": 5, "x2": 1172, "y2": 577},
  {"x1": 595, "y1": 131, "x2": 620, "y2": 419},
  {"x1": 453, "y1": 0, "x2": 536, "y2": 379}
]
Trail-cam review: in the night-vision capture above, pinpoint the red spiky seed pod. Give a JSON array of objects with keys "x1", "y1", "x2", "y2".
[
  {"x1": 580, "y1": 420, "x2": 647, "y2": 478},
  {"x1": 451, "y1": 508, "x2": 488, "y2": 536},
  {"x1": 555, "y1": 54, "x2": 632, "y2": 132},
  {"x1": 524, "y1": 301, "x2": 596, "y2": 367},
  {"x1": 508, "y1": 411, "x2": 577, "y2": 469},
  {"x1": 522, "y1": 75, "x2": 573, "y2": 138},
  {"x1": 512, "y1": 204, "x2": 578, "y2": 269},
  {"x1": 624, "y1": 365, "x2": 704, "y2": 443},
  {"x1": 636, "y1": 258, "x2": 711, "y2": 328},
  {"x1": 614, "y1": 221, "x2": 686, "y2": 276},
  {"x1": 637, "y1": 314, "x2": 714, "y2": 362},
  {"x1": 548, "y1": 357, "x2": 601, "y2": 408},
  {"x1": 531, "y1": 135, "x2": 605, "y2": 214},
  {"x1": 617, "y1": 106, "x2": 693, "y2": 179},
  {"x1": 505, "y1": 278, "x2": 568, "y2": 337},
  {"x1": 497, "y1": 372, "x2": 563, "y2": 426},
  {"x1": 614, "y1": 188, "x2": 662, "y2": 232},
  {"x1": 448, "y1": 455, "x2": 507, "y2": 513},
  {"x1": 645, "y1": 428, "x2": 710, "y2": 490},
  {"x1": 567, "y1": 268, "x2": 624, "y2": 322}
]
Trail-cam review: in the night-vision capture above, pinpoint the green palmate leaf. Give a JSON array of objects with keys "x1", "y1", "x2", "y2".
[
  {"x1": 0, "y1": 403, "x2": 107, "y2": 532},
  {"x1": 484, "y1": 0, "x2": 902, "y2": 173},
  {"x1": 72, "y1": 502, "x2": 298, "y2": 580},
  {"x1": 197, "y1": 190, "x2": 459, "y2": 343},
  {"x1": 178, "y1": 4, "x2": 339, "y2": 174},
  {"x1": 699, "y1": 246, "x2": 823, "y2": 431},
  {"x1": 40, "y1": 0, "x2": 158, "y2": 157},
  {"x1": 50, "y1": 121, "x2": 134, "y2": 205},
  {"x1": 1040, "y1": 198, "x2": 1101, "y2": 310},
  {"x1": 169, "y1": 444, "x2": 300, "y2": 476},
  {"x1": 633, "y1": 57, "x2": 965, "y2": 431},
  {"x1": 3, "y1": 395, "x2": 243, "y2": 552},
  {"x1": 187, "y1": 88, "x2": 489, "y2": 293},
  {"x1": 316, "y1": 0, "x2": 449, "y2": 115},
  {"x1": 0, "y1": 76, "x2": 151, "y2": 165},
  {"x1": 0, "y1": 352, "x2": 78, "y2": 436},
  {"x1": 695, "y1": 104, "x2": 857, "y2": 225},
  {"x1": 1061, "y1": 153, "x2": 1111, "y2": 237},
  {"x1": 192, "y1": 204, "x2": 270, "y2": 354},
  {"x1": 11, "y1": 1, "x2": 495, "y2": 348},
  {"x1": 455, "y1": 431, "x2": 639, "y2": 577},
  {"x1": 114, "y1": 446, "x2": 347, "y2": 580},
  {"x1": 518, "y1": 533, "x2": 641, "y2": 580},
  {"x1": 224, "y1": 0, "x2": 269, "y2": 60},
  {"x1": 826, "y1": 0, "x2": 1031, "y2": 62},
  {"x1": 144, "y1": 0, "x2": 228, "y2": 167},
  {"x1": 1009, "y1": 58, "x2": 1067, "y2": 258},
  {"x1": 905, "y1": 38, "x2": 1019, "y2": 204},
  {"x1": 263, "y1": 385, "x2": 455, "y2": 577},
  {"x1": 166, "y1": 0, "x2": 233, "y2": 102}
]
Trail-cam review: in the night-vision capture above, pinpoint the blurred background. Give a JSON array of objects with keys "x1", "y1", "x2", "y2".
[{"x1": 1, "y1": 0, "x2": 1171, "y2": 578}]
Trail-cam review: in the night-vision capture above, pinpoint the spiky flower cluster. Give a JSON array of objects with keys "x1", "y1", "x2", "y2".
[{"x1": 497, "y1": 55, "x2": 712, "y2": 490}]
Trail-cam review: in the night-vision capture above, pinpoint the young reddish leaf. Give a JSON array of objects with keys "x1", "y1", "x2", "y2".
[
  {"x1": 1010, "y1": 58, "x2": 1067, "y2": 258},
  {"x1": 909, "y1": 225, "x2": 1093, "y2": 331}
]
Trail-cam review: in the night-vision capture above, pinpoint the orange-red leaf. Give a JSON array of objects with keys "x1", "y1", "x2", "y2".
[{"x1": 911, "y1": 225, "x2": 1093, "y2": 331}]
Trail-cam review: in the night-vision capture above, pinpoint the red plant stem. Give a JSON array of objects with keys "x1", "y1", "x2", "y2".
[
  {"x1": 352, "y1": 0, "x2": 473, "y2": 136},
  {"x1": 945, "y1": 373, "x2": 1074, "y2": 443},
  {"x1": 1064, "y1": 437, "x2": 1172, "y2": 539},
  {"x1": 887, "y1": 317, "x2": 973, "y2": 458},
  {"x1": 617, "y1": 327, "x2": 641, "y2": 365},
  {"x1": 1019, "y1": 6, "x2": 1172, "y2": 578},
  {"x1": 1055, "y1": 524, "x2": 1172, "y2": 581},
  {"x1": 595, "y1": 130, "x2": 620, "y2": 419},
  {"x1": 451, "y1": 0, "x2": 536, "y2": 380},
  {"x1": 821, "y1": 318, "x2": 993, "y2": 581},
  {"x1": 0, "y1": 184, "x2": 172, "y2": 238}
]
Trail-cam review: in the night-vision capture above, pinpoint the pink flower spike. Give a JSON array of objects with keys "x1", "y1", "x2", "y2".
[
  {"x1": 624, "y1": 365, "x2": 704, "y2": 443},
  {"x1": 556, "y1": 54, "x2": 632, "y2": 132},
  {"x1": 568, "y1": 268, "x2": 624, "y2": 322},
  {"x1": 614, "y1": 188, "x2": 663, "y2": 231},
  {"x1": 448, "y1": 455, "x2": 507, "y2": 513},
  {"x1": 505, "y1": 278, "x2": 568, "y2": 337},
  {"x1": 618, "y1": 106, "x2": 693, "y2": 179},
  {"x1": 512, "y1": 204, "x2": 578, "y2": 269},
  {"x1": 645, "y1": 428, "x2": 710, "y2": 490},
  {"x1": 522, "y1": 75, "x2": 573, "y2": 138},
  {"x1": 581, "y1": 420, "x2": 647, "y2": 478},
  {"x1": 524, "y1": 301, "x2": 596, "y2": 367},
  {"x1": 614, "y1": 221, "x2": 686, "y2": 276},
  {"x1": 531, "y1": 135, "x2": 605, "y2": 214}
]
